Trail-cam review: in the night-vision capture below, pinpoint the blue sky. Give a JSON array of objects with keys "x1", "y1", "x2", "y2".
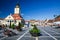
[{"x1": 0, "y1": 0, "x2": 60, "y2": 20}]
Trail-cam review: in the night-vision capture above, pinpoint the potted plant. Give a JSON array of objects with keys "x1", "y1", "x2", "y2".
[{"x1": 29, "y1": 25, "x2": 41, "y2": 37}]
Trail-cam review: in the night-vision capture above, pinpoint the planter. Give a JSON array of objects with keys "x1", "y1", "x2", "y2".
[
  {"x1": 30, "y1": 32, "x2": 42, "y2": 37},
  {"x1": 19, "y1": 28, "x2": 22, "y2": 31},
  {"x1": 29, "y1": 25, "x2": 42, "y2": 37},
  {"x1": 15, "y1": 26, "x2": 22, "y2": 31}
]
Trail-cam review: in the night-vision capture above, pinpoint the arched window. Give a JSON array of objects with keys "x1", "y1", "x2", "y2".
[{"x1": 7, "y1": 20, "x2": 9, "y2": 22}]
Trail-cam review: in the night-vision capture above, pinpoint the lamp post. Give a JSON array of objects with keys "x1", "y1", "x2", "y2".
[
  {"x1": 28, "y1": 21, "x2": 30, "y2": 27},
  {"x1": 53, "y1": 15, "x2": 57, "y2": 25},
  {"x1": 9, "y1": 20, "x2": 11, "y2": 28},
  {"x1": 36, "y1": 37, "x2": 38, "y2": 40}
]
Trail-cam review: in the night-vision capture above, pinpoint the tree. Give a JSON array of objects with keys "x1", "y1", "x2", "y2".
[
  {"x1": 21, "y1": 19, "x2": 25, "y2": 26},
  {"x1": 29, "y1": 25, "x2": 41, "y2": 37},
  {"x1": 9, "y1": 21, "x2": 11, "y2": 28},
  {"x1": 18, "y1": 22, "x2": 23, "y2": 31},
  {"x1": 11, "y1": 24, "x2": 15, "y2": 29}
]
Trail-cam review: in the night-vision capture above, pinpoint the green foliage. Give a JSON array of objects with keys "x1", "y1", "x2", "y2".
[
  {"x1": 18, "y1": 22, "x2": 24, "y2": 28},
  {"x1": 30, "y1": 29, "x2": 40, "y2": 33},
  {"x1": 19, "y1": 22, "x2": 23, "y2": 27},
  {"x1": 30, "y1": 25, "x2": 40, "y2": 33},
  {"x1": 18, "y1": 22, "x2": 21, "y2": 28},
  {"x1": 33, "y1": 25, "x2": 38, "y2": 29},
  {"x1": 11, "y1": 24, "x2": 15, "y2": 29},
  {"x1": 21, "y1": 19, "x2": 25, "y2": 25},
  {"x1": 18, "y1": 22, "x2": 24, "y2": 31},
  {"x1": 31, "y1": 25, "x2": 34, "y2": 26},
  {"x1": 21, "y1": 23, "x2": 24, "y2": 27}
]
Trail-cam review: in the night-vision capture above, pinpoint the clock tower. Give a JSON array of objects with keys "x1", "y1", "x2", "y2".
[{"x1": 14, "y1": 4, "x2": 20, "y2": 14}]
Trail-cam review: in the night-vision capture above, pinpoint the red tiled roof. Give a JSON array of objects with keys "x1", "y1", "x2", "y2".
[
  {"x1": 12, "y1": 14, "x2": 22, "y2": 20},
  {"x1": 54, "y1": 15, "x2": 60, "y2": 21}
]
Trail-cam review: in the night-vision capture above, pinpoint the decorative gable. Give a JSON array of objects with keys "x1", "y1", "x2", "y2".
[{"x1": 5, "y1": 14, "x2": 14, "y2": 20}]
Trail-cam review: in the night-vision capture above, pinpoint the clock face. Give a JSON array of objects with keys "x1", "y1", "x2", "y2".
[{"x1": 16, "y1": 8, "x2": 19, "y2": 11}]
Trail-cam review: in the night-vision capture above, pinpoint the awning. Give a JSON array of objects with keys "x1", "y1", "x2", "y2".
[{"x1": 53, "y1": 21, "x2": 60, "y2": 24}]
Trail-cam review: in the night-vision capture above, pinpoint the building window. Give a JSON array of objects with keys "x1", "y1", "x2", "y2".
[
  {"x1": 15, "y1": 20, "x2": 16, "y2": 23},
  {"x1": 7, "y1": 20, "x2": 9, "y2": 22}
]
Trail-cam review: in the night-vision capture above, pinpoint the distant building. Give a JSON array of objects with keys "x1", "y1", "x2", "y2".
[
  {"x1": 29, "y1": 20, "x2": 40, "y2": 26},
  {"x1": 54, "y1": 15, "x2": 60, "y2": 22},
  {"x1": 47, "y1": 19, "x2": 54, "y2": 26},
  {"x1": 24, "y1": 20, "x2": 30, "y2": 27},
  {"x1": 44, "y1": 15, "x2": 60, "y2": 26},
  {"x1": 53, "y1": 15, "x2": 60, "y2": 25}
]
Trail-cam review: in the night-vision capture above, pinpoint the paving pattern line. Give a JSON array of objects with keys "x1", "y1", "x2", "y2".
[
  {"x1": 0, "y1": 36, "x2": 8, "y2": 40},
  {"x1": 45, "y1": 27, "x2": 60, "y2": 34},
  {"x1": 23, "y1": 36, "x2": 60, "y2": 38},
  {"x1": 40, "y1": 27, "x2": 58, "y2": 40},
  {"x1": 17, "y1": 29, "x2": 29, "y2": 40}
]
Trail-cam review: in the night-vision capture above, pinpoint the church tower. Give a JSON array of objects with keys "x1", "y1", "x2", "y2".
[
  {"x1": 13, "y1": 3, "x2": 22, "y2": 20},
  {"x1": 14, "y1": 4, "x2": 20, "y2": 14}
]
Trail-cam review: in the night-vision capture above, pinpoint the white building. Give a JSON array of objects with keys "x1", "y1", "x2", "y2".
[
  {"x1": 3, "y1": 4, "x2": 24, "y2": 26},
  {"x1": 0, "y1": 18, "x2": 4, "y2": 25}
]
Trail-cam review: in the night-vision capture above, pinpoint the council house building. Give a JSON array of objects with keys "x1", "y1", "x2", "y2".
[{"x1": 4, "y1": 4, "x2": 24, "y2": 26}]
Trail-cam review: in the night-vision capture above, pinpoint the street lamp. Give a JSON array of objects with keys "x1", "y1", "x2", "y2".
[
  {"x1": 9, "y1": 20, "x2": 11, "y2": 28},
  {"x1": 9, "y1": 16, "x2": 12, "y2": 28}
]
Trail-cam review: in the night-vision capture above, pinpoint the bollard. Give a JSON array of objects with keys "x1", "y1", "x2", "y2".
[{"x1": 36, "y1": 37, "x2": 38, "y2": 40}]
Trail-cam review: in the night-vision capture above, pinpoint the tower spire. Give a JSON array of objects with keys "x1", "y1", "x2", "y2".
[{"x1": 16, "y1": 3, "x2": 20, "y2": 8}]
